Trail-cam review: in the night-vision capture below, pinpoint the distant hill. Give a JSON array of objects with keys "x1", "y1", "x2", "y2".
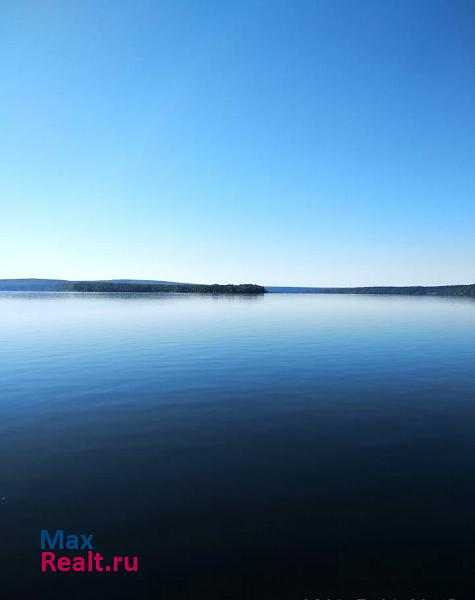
[
  {"x1": 0, "y1": 278, "x2": 69, "y2": 291},
  {"x1": 109, "y1": 279, "x2": 184, "y2": 285},
  {"x1": 0, "y1": 278, "x2": 181, "y2": 291}
]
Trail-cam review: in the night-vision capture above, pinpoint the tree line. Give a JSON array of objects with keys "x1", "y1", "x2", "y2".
[{"x1": 65, "y1": 282, "x2": 267, "y2": 294}]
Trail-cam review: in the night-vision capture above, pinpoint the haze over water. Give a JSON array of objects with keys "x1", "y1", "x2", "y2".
[{"x1": 1, "y1": 292, "x2": 475, "y2": 599}]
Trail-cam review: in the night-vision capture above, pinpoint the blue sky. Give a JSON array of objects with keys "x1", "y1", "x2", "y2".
[{"x1": 1, "y1": 0, "x2": 474, "y2": 286}]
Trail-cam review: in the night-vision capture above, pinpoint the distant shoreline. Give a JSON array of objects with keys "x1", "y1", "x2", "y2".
[
  {"x1": 0, "y1": 279, "x2": 266, "y2": 295},
  {"x1": 0, "y1": 279, "x2": 473, "y2": 297},
  {"x1": 267, "y1": 284, "x2": 475, "y2": 298}
]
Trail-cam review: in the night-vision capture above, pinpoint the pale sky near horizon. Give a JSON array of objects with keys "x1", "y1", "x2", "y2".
[{"x1": 1, "y1": 0, "x2": 474, "y2": 286}]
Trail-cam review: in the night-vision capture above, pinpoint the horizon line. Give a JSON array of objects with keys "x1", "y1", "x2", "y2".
[{"x1": 1, "y1": 277, "x2": 474, "y2": 289}]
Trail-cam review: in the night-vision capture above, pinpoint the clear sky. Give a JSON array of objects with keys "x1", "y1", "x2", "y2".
[{"x1": 2, "y1": 0, "x2": 474, "y2": 286}]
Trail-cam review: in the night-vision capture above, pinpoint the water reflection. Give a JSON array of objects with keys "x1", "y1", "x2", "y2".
[{"x1": 1, "y1": 292, "x2": 475, "y2": 599}]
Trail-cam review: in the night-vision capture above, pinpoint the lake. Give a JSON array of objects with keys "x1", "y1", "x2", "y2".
[{"x1": 1, "y1": 292, "x2": 475, "y2": 599}]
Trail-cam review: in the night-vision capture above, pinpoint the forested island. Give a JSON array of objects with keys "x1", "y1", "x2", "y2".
[{"x1": 64, "y1": 281, "x2": 267, "y2": 294}]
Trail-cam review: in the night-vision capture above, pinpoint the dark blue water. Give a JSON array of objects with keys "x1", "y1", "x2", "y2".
[{"x1": 1, "y1": 292, "x2": 475, "y2": 599}]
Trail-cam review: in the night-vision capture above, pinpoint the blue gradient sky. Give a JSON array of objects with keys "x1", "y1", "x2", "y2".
[{"x1": 2, "y1": 0, "x2": 474, "y2": 286}]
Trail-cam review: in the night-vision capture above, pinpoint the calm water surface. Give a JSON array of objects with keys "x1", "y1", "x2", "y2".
[{"x1": 1, "y1": 292, "x2": 475, "y2": 599}]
